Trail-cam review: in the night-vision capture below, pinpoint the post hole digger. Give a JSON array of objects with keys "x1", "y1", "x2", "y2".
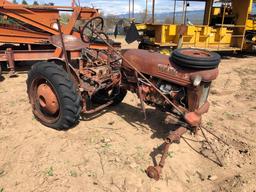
[{"x1": 25, "y1": 14, "x2": 221, "y2": 180}]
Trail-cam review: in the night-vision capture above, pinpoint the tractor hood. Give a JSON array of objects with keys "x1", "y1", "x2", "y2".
[{"x1": 122, "y1": 49, "x2": 219, "y2": 86}]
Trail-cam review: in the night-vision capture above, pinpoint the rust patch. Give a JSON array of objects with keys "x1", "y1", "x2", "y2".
[{"x1": 37, "y1": 83, "x2": 59, "y2": 114}]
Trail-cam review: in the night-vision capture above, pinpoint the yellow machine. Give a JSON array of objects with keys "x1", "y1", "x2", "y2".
[{"x1": 136, "y1": 0, "x2": 256, "y2": 53}]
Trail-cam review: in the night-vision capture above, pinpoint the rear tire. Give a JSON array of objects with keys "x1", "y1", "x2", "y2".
[{"x1": 27, "y1": 61, "x2": 81, "y2": 130}]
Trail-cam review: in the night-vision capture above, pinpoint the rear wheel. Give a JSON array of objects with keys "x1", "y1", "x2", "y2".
[{"x1": 27, "y1": 62, "x2": 81, "y2": 130}]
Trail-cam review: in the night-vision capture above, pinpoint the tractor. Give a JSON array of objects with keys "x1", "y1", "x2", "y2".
[{"x1": 0, "y1": 0, "x2": 220, "y2": 180}]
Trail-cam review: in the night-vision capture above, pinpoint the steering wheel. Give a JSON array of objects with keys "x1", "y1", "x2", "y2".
[{"x1": 81, "y1": 16, "x2": 108, "y2": 43}]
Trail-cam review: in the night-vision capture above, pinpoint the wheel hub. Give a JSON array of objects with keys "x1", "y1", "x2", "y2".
[
  {"x1": 37, "y1": 83, "x2": 59, "y2": 114},
  {"x1": 180, "y1": 49, "x2": 211, "y2": 58}
]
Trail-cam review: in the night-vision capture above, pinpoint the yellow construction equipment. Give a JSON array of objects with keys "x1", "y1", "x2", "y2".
[{"x1": 135, "y1": 0, "x2": 256, "y2": 53}]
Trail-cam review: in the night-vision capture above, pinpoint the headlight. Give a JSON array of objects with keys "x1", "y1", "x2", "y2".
[
  {"x1": 193, "y1": 75, "x2": 202, "y2": 87},
  {"x1": 199, "y1": 83, "x2": 210, "y2": 107}
]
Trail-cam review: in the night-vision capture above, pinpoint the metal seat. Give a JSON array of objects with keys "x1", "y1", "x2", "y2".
[{"x1": 49, "y1": 35, "x2": 89, "y2": 51}]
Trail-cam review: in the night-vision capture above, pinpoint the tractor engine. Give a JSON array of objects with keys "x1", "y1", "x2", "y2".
[
  {"x1": 122, "y1": 48, "x2": 220, "y2": 126},
  {"x1": 79, "y1": 49, "x2": 121, "y2": 96},
  {"x1": 138, "y1": 78, "x2": 186, "y2": 112}
]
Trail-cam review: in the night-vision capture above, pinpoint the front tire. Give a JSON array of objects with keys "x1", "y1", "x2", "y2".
[
  {"x1": 111, "y1": 87, "x2": 127, "y2": 106},
  {"x1": 171, "y1": 48, "x2": 221, "y2": 69},
  {"x1": 27, "y1": 61, "x2": 81, "y2": 130},
  {"x1": 91, "y1": 87, "x2": 127, "y2": 106}
]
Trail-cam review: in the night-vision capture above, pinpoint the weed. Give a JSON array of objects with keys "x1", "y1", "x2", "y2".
[
  {"x1": 134, "y1": 146, "x2": 146, "y2": 161},
  {"x1": 87, "y1": 170, "x2": 96, "y2": 178},
  {"x1": 101, "y1": 143, "x2": 112, "y2": 149},
  {"x1": 46, "y1": 167, "x2": 54, "y2": 176},
  {"x1": 19, "y1": 98, "x2": 26, "y2": 102},
  {"x1": 206, "y1": 121, "x2": 213, "y2": 127},
  {"x1": 0, "y1": 187, "x2": 4, "y2": 192},
  {"x1": 9, "y1": 101, "x2": 16, "y2": 107},
  {"x1": 0, "y1": 169, "x2": 4, "y2": 176},
  {"x1": 167, "y1": 151, "x2": 174, "y2": 158},
  {"x1": 135, "y1": 146, "x2": 143, "y2": 150},
  {"x1": 70, "y1": 170, "x2": 78, "y2": 177},
  {"x1": 223, "y1": 112, "x2": 235, "y2": 120},
  {"x1": 140, "y1": 168, "x2": 145, "y2": 173}
]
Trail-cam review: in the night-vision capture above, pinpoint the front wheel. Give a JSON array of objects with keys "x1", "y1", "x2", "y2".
[
  {"x1": 111, "y1": 87, "x2": 127, "y2": 106},
  {"x1": 0, "y1": 64, "x2": 2, "y2": 80},
  {"x1": 27, "y1": 62, "x2": 81, "y2": 130},
  {"x1": 91, "y1": 87, "x2": 127, "y2": 106}
]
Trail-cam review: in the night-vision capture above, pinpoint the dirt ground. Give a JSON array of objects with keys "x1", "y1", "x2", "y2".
[{"x1": 0, "y1": 39, "x2": 256, "y2": 192}]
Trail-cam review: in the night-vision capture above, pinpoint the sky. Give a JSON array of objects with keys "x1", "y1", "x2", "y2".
[{"x1": 13, "y1": 0, "x2": 206, "y2": 15}]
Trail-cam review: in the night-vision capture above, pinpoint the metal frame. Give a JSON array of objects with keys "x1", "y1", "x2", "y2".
[
  {"x1": 136, "y1": 0, "x2": 255, "y2": 52},
  {"x1": 0, "y1": 0, "x2": 102, "y2": 74}
]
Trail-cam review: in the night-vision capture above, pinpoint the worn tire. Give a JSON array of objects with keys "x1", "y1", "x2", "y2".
[
  {"x1": 111, "y1": 87, "x2": 127, "y2": 106},
  {"x1": 0, "y1": 64, "x2": 2, "y2": 78},
  {"x1": 171, "y1": 48, "x2": 221, "y2": 69},
  {"x1": 92, "y1": 87, "x2": 127, "y2": 106},
  {"x1": 27, "y1": 61, "x2": 81, "y2": 130},
  {"x1": 138, "y1": 43, "x2": 146, "y2": 49}
]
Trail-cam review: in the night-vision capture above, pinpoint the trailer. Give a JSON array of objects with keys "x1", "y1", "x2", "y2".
[
  {"x1": 132, "y1": 0, "x2": 256, "y2": 54},
  {"x1": 0, "y1": 0, "x2": 121, "y2": 76}
]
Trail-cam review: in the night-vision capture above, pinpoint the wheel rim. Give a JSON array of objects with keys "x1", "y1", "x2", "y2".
[
  {"x1": 37, "y1": 83, "x2": 59, "y2": 114},
  {"x1": 180, "y1": 49, "x2": 211, "y2": 58},
  {"x1": 30, "y1": 77, "x2": 60, "y2": 124}
]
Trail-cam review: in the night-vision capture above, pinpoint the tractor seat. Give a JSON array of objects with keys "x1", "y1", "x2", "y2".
[{"x1": 49, "y1": 35, "x2": 89, "y2": 51}]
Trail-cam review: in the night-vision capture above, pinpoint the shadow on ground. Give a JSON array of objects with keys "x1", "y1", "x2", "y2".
[
  {"x1": 0, "y1": 75, "x2": 5, "y2": 82},
  {"x1": 219, "y1": 51, "x2": 256, "y2": 59},
  {"x1": 82, "y1": 102, "x2": 179, "y2": 140},
  {"x1": 82, "y1": 102, "x2": 183, "y2": 168}
]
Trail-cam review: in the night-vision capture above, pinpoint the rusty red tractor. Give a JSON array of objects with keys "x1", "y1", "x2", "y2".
[{"x1": 0, "y1": 1, "x2": 220, "y2": 180}]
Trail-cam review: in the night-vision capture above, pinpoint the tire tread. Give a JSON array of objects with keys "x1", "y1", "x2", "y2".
[{"x1": 27, "y1": 61, "x2": 81, "y2": 130}]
